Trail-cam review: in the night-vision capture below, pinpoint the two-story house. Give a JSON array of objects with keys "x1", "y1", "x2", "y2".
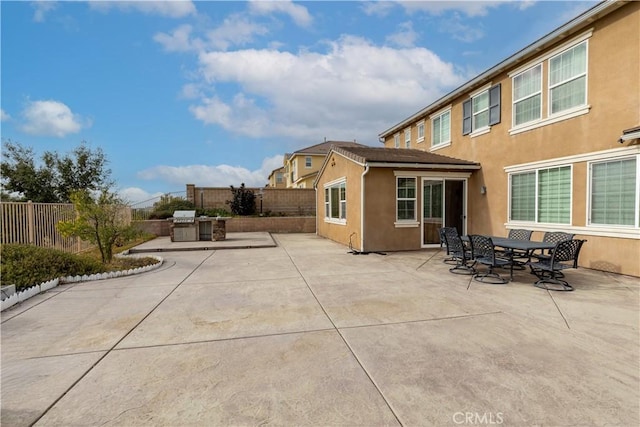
[
  {"x1": 284, "y1": 140, "x2": 365, "y2": 188},
  {"x1": 267, "y1": 166, "x2": 286, "y2": 188},
  {"x1": 315, "y1": 0, "x2": 639, "y2": 277}
]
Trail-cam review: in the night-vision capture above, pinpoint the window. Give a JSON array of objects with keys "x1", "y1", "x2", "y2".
[
  {"x1": 324, "y1": 180, "x2": 346, "y2": 222},
  {"x1": 463, "y1": 84, "x2": 501, "y2": 135},
  {"x1": 394, "y1": 133, "x2": 400, "y2": 148},
  {"x1": 276, "y1": 172, "x2": 283, "y2": 184},
  {"x1": 417, "y1": 121, "x2": 425, "y2": 143},
  {"x1": 305, "y1": 156, "x2": 312, "y2": 168},
  {"x1": 509, "y1": 166, "x2": 571, "y2": 224},
  {"x1": 510, "y1": 36, "x2": 590, "y2": 134},
  {"x1": 590, "y1": 157, "x2": 638, "y2": 227},
  {"x1": 397, "y1": 177, "x2": 416, "y2": 221},
  {"x1": 404, "y1": 128, "x2": 411, "y2": 148},
  {"x1": 431, "y1": 110, "x2": 451, "y2": 148},
  {"x1": 549, "y1": 41, "x2": 587, "y2": 115},
  {"x1": 513, "y1": 64, "x2": 542, "y2": 126}
]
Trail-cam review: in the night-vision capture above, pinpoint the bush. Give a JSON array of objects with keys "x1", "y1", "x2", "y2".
[
  {"x1": 149, "y1": 198, "x2": 196, "y2": 219},
  {"x1": 0, "y1": 244, "x2": 158, "y2": 291},
  {"x1": 227, "y1": 183, "x2": 256, "y2": 216},
  {"x1": 1, "y1": 245, "x2": 102, "y2": 290}
]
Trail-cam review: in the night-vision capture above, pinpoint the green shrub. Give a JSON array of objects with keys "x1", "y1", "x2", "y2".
[
  {"x1": 1, "y1": 244, "x2": 103, "y2": 291},
  {"x1": 149, "y1": 198, "x2": 196, "y2": 219}
]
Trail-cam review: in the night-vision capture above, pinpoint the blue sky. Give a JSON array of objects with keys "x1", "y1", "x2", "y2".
[{"x1": 1, "y1": 0, "x2": 596, "y2": 205}]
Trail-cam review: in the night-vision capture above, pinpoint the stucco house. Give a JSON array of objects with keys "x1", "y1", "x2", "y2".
[
  {"x1": 284, "y1": 140, "x2": 365, "y2": 188},
  {"x1": 267, "y1": 166, "x2": 286, "y2": 188},
  {"x1": 315, "y1": 0, "x2": 640, "y2": 277}
]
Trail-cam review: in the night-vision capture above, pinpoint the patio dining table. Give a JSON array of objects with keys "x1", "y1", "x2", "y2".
[{"x1": 489, "y1": 237, "x2": 557, "y2": 281}]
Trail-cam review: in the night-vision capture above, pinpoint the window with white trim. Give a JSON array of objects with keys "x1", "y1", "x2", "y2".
[
  {"x1": 404, "y1": 128, "x2": 411, "y2": 148},
  {"x1": 305, "y1": 156, "x2": 312, "y2": 168},
  {"x1": 397, "y1": 177, "x2": 416, "y2": 221},
  {"x1": 510, "y1": 39, "x2": 589, "y2": 132},
  {"x1": 324, "y1": 180, "x2": 346, "y2": 222},
  {"x1": 431, "y1": 110, "x2": 451, "y2": 148},
  {"x1": 394, "y1": 133, "x2": 400, "y2": 148},
  {"x1": 509, "y1": 165, "x2": 571, "y2": 224},
  {"x1": 549, "y1": 41, "x2": 587, "y2": 115},
  {"x1": 463, "y1": 84, "x2": 501, "y2": 135},
  {"x1": 513, "y1": 64, "x2": 542, "y2": 126},
  {"x1": 417, "y1": 121, "x2": 425, "y2": 143},
  {"x1": 589, "y1": 157, "x2": 638, "y2": 227}
]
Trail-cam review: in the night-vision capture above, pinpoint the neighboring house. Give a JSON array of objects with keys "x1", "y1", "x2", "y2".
[
  {"x1": 267, "y1": 166, "x2": 286, "y2": 188},
  {"x1": 315, "y1": 0, "x2": 640, "y2": 277},
  {"x1": 284, "y1": 140, "x2": 366, "y2": 188}
]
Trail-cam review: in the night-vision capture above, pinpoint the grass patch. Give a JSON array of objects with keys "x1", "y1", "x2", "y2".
[{"x1": 1, "y1": 236, "x2": 159, "y2": 291}]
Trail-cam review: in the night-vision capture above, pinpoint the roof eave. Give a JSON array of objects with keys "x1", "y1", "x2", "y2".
[{"x1": 366, "y1": 162, "x2": 481, "y2": 170}]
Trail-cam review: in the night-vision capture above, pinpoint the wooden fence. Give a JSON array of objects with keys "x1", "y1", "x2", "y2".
[{"x1": 1, "y1": 202, "x2": 96, "y2": 254}]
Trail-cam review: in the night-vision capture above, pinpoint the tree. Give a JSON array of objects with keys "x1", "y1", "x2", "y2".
[
  {"x1": 1, "y1": 139, "x2": 113, "y2": 203},
  {"x1": 56, "y1": 190, "x2": 139, "y2": 264},
  {"x1": 227, "y1": 183, "x2": 256, "y2": 216}
]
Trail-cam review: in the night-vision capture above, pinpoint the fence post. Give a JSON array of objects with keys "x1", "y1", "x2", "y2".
[{"x1": 27, "y1": 200, "x2": 35, "y2": 245}]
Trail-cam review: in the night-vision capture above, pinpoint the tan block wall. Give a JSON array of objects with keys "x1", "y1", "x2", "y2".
[
  {"x1": 186, "y1": 185, "x2": 316, "y2": 215},
  {"x1": 226, "y1": 217, "x2": 315, "y2": 233},
  {"x1": 133, "y1": 217, "x2": 315, "y2": 236}
]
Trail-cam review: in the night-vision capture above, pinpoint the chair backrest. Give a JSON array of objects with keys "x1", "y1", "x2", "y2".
[
  {"x1": 469, "y1": 235, "x2": 495, "y2": 261},
  {"x1": 443, "y1": 227, "x2": 465, "y2": 256},
  {"x1": 543, "y1": 231, "x2": 575, "y2": 245},
  {"x1": 551, "y1": 239, "x2": 587, "y2": 267},
  {"x1": 508, "y1": 229, "x2": 532, "y2": 240}
]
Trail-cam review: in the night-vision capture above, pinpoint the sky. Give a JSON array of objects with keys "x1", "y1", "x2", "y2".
[{"x1": 1, "y1": 0, "x2": 597, "y2": 206}]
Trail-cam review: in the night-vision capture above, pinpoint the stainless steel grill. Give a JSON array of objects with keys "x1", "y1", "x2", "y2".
[{"x1": 172, "y1": 210, "x2": 196, "y2": 224}]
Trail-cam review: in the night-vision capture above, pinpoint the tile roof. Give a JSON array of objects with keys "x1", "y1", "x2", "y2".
[
  {"x1": 293, "y1": 140, "x2": 366, "y2": 155},
  {"x1": 333, "y1": 146, "x2": 480, "y2": 167}
]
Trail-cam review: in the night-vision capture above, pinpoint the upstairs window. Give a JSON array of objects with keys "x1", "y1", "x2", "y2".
[
  {"x1": 276, "y1": 172, "x2": 283, "y2": 184},
  {"x1": 549, "y1": 41, "x2": 587, "y2": 115},
  {"x1": 394, "y1": 133, "x2": 400, "y2": 148},
  {"x1": 404, "y1": 128, "x2": 411, "y2": 148},
  {"x1": 463, "y1": 84, "x2": 501, "y2": 136},
  {"x1": 305, "y1": 156, "x2": 312, "y2": 168},
  {"x1": 417, "y1": 121, "x2": 425, "y2": 143},
  {"x1": 431, "y1": 110, "x2": 451, "y2": 148},
  {"x1": 513, "y1": 64, "x2": 542, "y2": 126}
]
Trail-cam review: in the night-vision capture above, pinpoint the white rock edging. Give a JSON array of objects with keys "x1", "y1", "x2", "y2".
[{"x1": 1, "y1": 255, "x2": 163, "y2": 312}]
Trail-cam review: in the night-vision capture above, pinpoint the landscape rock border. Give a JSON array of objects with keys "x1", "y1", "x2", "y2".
[{"x1": 1, "y1": 254, "x2": 163, "y2": 312}]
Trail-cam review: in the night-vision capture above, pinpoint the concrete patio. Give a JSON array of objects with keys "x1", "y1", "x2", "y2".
[{"x1": 2, "y1": 233, "x2": 638, "y2": 426}]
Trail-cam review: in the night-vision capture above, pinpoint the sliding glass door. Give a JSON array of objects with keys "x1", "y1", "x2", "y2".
[{"x1": 422, "y1": 178, "x2": 466, "y2": 246}]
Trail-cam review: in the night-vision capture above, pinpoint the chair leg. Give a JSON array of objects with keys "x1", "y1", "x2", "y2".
[
  {"x1": 534, "y1": 277, "x2": 574, "y2": 291},
  {"x1": 473, "y1": 266, "x2": 508, "y2": 284},
  {"x1": 450, "y1": 261, "x2": 475, "y2": 275}
]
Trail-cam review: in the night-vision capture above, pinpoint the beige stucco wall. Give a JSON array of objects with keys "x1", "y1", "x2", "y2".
[
  {"x1": 377, "y1": 3, "x2": 639, "y2": 276},
  {"x1": 315, "y1": 153, "x2": 364, "y2": 250}
]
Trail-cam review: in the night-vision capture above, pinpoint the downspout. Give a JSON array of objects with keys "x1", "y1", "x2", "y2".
[{"x1": 360, "y1": 163, "x2": 370, "y2": 252}]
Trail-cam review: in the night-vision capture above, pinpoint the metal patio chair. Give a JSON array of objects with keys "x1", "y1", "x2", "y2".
[
  {"x1": 527, "y1": 239, "x2": 587, "y2": 291},
  {"x1": 501, "y1": 229, "x2": 533, "y2": 269},
  {"x1": 439, "y1": 227, "x2": 458, "y2": 265},
  {"x1": 469, "y1": 235, "x2": 512, "y2": 284},
  {"x1": 530, "y1": 231, "x2": 575, "y2": 277},
  {"x1": 443, "y1": 227, "x2": 475, "y2": 275}
]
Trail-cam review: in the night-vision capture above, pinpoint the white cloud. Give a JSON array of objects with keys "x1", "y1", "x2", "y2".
[
  {"x1": 89, "y1": 0, "x2": 196, "y2": 18},
  {"x1": 153, "y1": 24, "x2": 203, "y2": 53},
  {"x1": 118, "y1": 187, "x2": 165, "y2": 206},
  {"x1": 188, "y1": 35, "x2": 464, "y2": 142},
  {"x1": 206, "y1": 14, "x2": 269, "y2": 51},
  {"x1": 31, "y1": 1, "x2": 57, "y2": 22},
  {"x1": 361, "y1": 1, "x2": 396, "y2": 17},
  {"x1": 0, "y1": 109, "x2": 10, "y2": 121},
  {"x1": 439, "y1": 13, "x2": 485, "y2": 43},
  {"x1": 20, "y1": 100, "x2": 89, "y2": 137},
  {"x1": 386, "y1": 21, "x2": 418, "y2": 47},
  {"x1": 399, "y1": 0, "x2": 504, "y2": 17},
  {"x1": 248, "y1": 0, "x2": 312, "y2": 27},
  {"x1": 137, "y1": 155, "x2": 284, "y2": 188}
]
